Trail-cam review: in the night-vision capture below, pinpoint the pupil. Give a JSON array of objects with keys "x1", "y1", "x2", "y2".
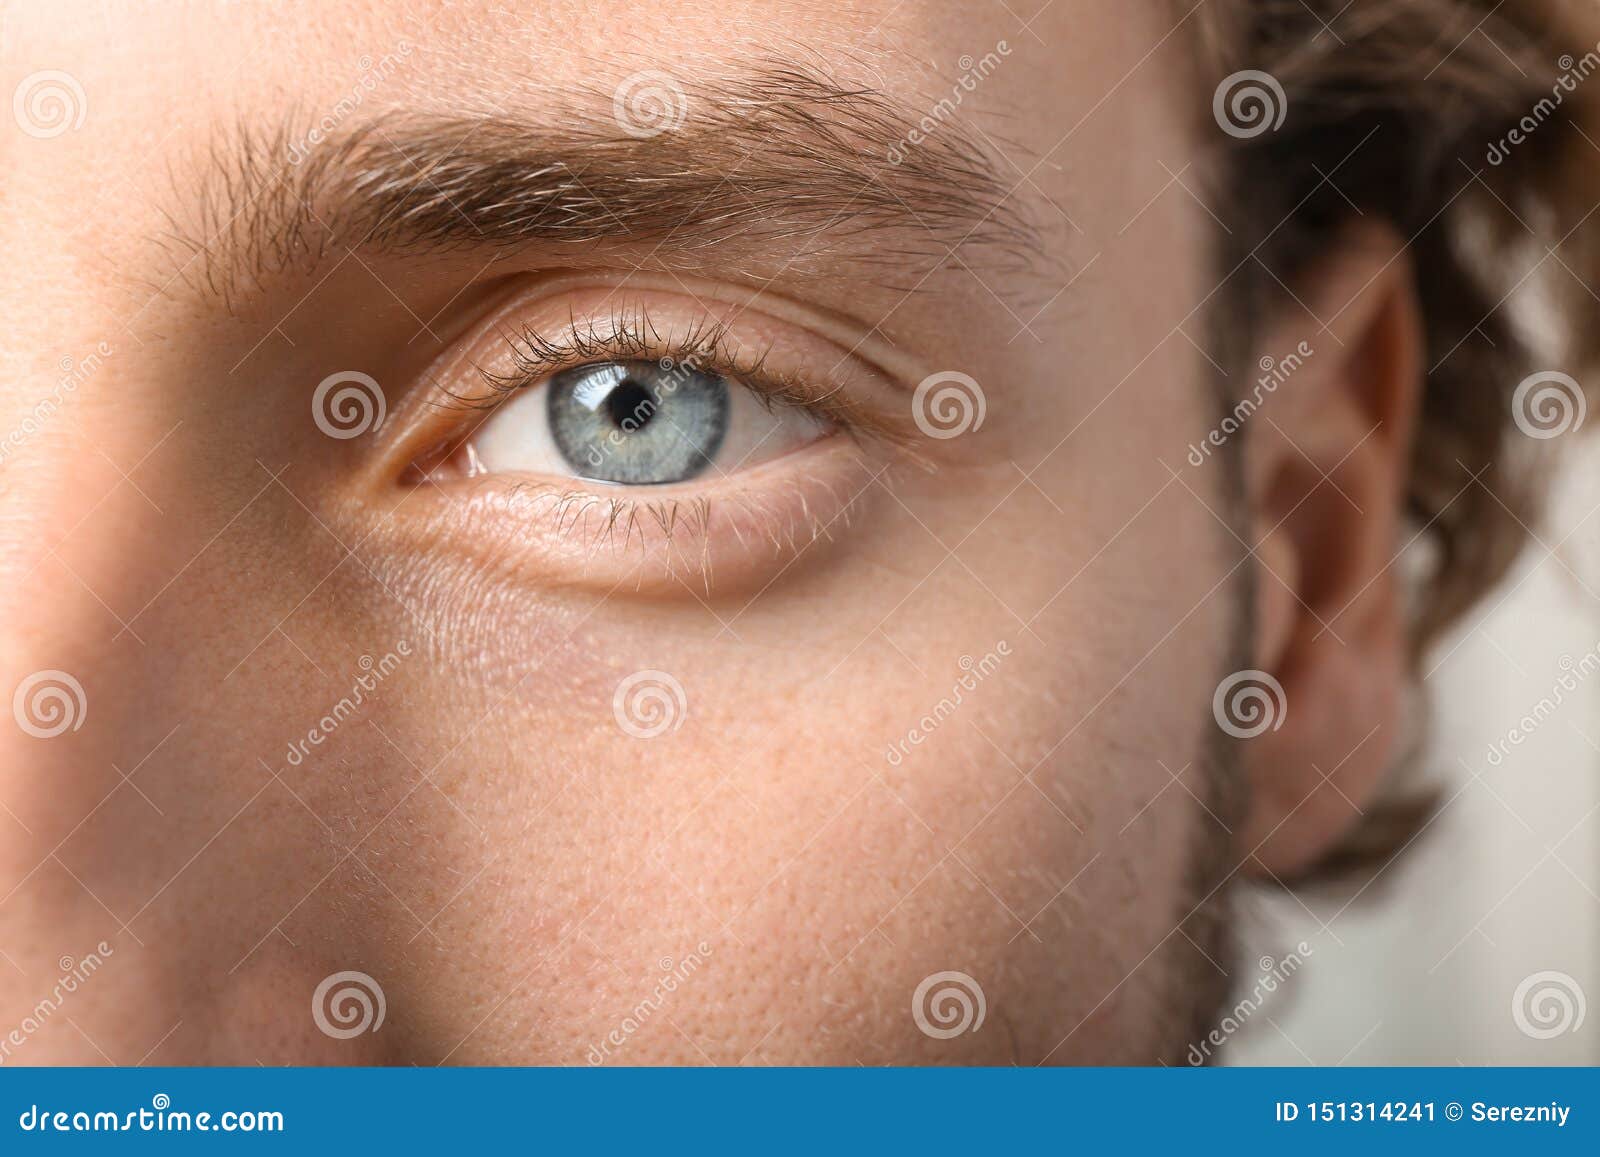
[
  {"x1": 545, "y1": 359, "x2": 729, "y2": 486},
  {"x1": 604, "y1": 379, "x2": 656, "y2": 432}
]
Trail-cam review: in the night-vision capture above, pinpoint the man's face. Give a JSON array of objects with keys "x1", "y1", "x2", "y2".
[{"x1": 0, "y1": 1, "x2": 1407, "y2": 1064}]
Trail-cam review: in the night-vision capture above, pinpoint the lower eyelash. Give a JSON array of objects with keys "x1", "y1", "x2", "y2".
[{"x1": 495, "y1": 465, "x2": 875, "y2": 589}]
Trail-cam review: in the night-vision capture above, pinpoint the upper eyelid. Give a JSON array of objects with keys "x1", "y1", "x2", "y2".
[
  {"x1": 507, "y1": 310, "x2": 737, "y2": 372},
  {"x1": 417, "y1": 310, "x2": 733, "y2": 415},
  {"x1": 435, "y1": 305, "x2": 921, "y2": 448},
  {"x1": 489, "y1": 311, "x2": 763, "y2": 397}
]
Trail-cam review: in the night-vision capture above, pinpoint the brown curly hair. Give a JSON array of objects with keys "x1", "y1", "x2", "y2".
[{"x1": 1194, "y1": 0, "x2": 1600, "y2": 875}]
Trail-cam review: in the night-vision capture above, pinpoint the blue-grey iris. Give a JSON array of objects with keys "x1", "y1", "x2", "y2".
[{"x1": 547, "y1": 359, "x2": 730, "y2": 484}]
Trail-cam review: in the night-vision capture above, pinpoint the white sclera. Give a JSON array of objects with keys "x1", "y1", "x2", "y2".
[{"x1": 469, "y1": 366, "x2": 830, "y2": 484}]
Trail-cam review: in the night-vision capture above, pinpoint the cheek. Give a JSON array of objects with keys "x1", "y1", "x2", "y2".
[
  {"x1": 421, "y1": 476, "x2": 1228, "y2": 1063},
  {"x1": 356, "y1": 539, "x2": 616, "y2": 692},
  {"x1": 361, "y1": 440, "x2": 885, "y2": 603}
]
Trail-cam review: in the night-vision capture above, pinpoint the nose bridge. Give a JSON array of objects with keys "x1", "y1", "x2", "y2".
[
  {"x1": 0, "y1": 51, "x2": 103, "y2": 708},
  {"x1": 0, "y1": 238, "x2": 240, "y2": 1065},
  {"x1": 18, "y1": 0, "x2": 212, "y2": 678},
  {"x1": 0, "y1": 342, "x2": 152, "y2": 863},
  {"x1": 0, "y1": 82, "x2": 167, "y2": 907},
  {"x1": 0, "y1": 313, "x2": 107, "y2": 810}
]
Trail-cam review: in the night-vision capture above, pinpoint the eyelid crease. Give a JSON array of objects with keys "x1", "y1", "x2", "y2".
[{"x1": 438, "y1": 304, "x2": 929, "y2": 455}]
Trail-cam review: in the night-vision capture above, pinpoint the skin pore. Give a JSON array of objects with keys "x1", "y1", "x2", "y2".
[{"x1": 0, "y1": 1, "x2": 1420, "y2": 1064}]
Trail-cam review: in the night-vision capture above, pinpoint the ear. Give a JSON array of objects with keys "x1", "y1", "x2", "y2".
[{"x1": 1235, "y1": 223, "x2": 1424, "y2": 880}]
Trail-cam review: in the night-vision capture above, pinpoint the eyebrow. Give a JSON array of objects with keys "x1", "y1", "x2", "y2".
[{"x1": 169, "y1": 63, "x2": 1051, "y2": 304}]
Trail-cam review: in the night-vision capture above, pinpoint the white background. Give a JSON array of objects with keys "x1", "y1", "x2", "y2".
[{"x1": 1230, "y1": 453, "x2": 1599, "y2": 1064}]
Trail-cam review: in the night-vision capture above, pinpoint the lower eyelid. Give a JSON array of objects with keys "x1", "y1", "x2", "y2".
[{"x1": 376, "y1": 436, "x2": 885, "y2": 599}]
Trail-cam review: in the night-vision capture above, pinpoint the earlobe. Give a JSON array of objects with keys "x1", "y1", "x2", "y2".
[{"x1": 1232, "y1": 224, "x2": 1424, "y2": 880}]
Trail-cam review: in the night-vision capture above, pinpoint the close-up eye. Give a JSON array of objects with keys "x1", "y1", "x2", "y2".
[
  {"x1": 378, "y1": 290, "x2": 921, "y2": 591},
  {"x1": 465, "y1": 356, "x2": 832, "y2": 486}
]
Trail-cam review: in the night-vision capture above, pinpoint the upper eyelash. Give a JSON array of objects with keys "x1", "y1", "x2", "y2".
[
  {"x1": 500, "y1": 310, "x2": 744, "y2": 381},
  {"x1": 409, "y1": 304, "x2": 924, "y2": 564},
  {"x1": 441, "y1": 306, "x2": 901, "y2": 439}
]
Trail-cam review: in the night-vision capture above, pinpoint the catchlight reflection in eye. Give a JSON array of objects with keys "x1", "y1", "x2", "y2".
[{"x1": 468, "y1": 358, "x2": 830, "y2": 486}]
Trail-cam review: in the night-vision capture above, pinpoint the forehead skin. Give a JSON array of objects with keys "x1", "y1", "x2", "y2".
[{"x1": 0, "y1": 1, "x2": 1228, "y2": 1064}]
